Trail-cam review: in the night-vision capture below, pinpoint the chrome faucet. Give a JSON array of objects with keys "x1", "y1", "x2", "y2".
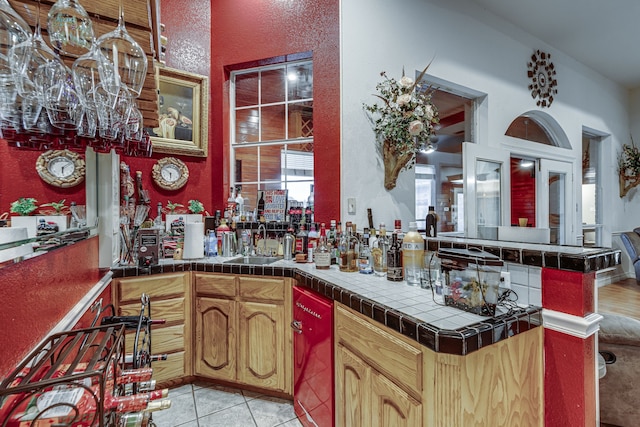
[{"x1": 257, "y1": 224, "x2": 267, "y2": 255}]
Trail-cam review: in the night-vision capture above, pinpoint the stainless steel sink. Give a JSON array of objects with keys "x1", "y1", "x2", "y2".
[{"x1": 223, "y1": 256, "x2": 282, "y2": 265}]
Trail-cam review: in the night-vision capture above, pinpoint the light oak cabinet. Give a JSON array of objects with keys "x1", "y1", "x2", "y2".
[
  {"x1": 335, "y1": 305, "x2": 423, "y2": 427},
  {"x1": 194, "y1": 273, "x2": 292, "y2": 394},
  {"x1": 335, "y1": 303, "x2": 543, "y2": 427},
  {"x1": 113, "y1": 272, "x2": 192, "y2": 385}
]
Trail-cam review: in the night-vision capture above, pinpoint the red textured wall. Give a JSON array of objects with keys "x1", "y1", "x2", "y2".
[
  {"x1": 211, "y1": 0, "x2": 341, "y2": 223},
  {"x1": 0, "y1": 237, "x2": 102, "y2": 378},
  {"x1": 510, "y1": 158, "x2": 536, "y2": 227},
  {"x1": 0, "y1": 143, "x2": 86, "y2": 216},
  {"x1": 1, "y1": 0, "x2": 340, "y2": 222}
]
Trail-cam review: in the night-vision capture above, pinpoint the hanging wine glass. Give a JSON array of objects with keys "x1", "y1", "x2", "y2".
[
  {"x1": 0, "y1": 0, "x2": 30, "y2": 81},
  {"x1": 72, "y1": 39, "x2": 117, "y2": 108},
  {"x1": 95, "y1": 0, "x2": 148, "y2": 97},
  {"x1": 47, "y1": 0, "x2": 94, "y2": 57},
  {"x1": 9, "y1": 0, "x2": 66, "y2": 99}
]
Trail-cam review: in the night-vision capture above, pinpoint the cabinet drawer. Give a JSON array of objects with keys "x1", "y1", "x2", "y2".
[
  {"x1": 195, "y1": 273, "x2": 237, "y2": 297},
  {"x1": 239, "y1": 277, "x2": 286, "y2": 301},
  {"x1": 119, "y1": 298, "x2": 186, "y2": 323},
  {"x1": 336, "y1": 304, "x2": 423, "y2": 395},
  {"x1": 125, "y1": 324, "x2": 185, "y2": 354},
  {"x1": 117, "y1": 273, "x2": 187, "y2": 302},
  {"x1": 152, "y1": 351, "x2": 186, "y2": 384}
]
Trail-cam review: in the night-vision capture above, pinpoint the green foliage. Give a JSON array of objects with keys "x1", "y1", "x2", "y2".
[
  {"x1": 40, "y1": 199, "x2": 68, "y2": 214},
  {"x1": 166, "y1": 201, "x2": 184, "y2": 214},
  {"x1": 10, "y1": 198, "x2": 38, "y2": 216},
  {"x1": 188, "y1": 199, "x2": 204, "y2": 214}
]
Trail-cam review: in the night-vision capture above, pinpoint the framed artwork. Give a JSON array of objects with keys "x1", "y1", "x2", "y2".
[{"x1": 148, "y1": 66, "x2": 209, "y2": 157}]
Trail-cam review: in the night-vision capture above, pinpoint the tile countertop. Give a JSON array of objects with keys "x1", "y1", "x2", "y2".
[
  {"x1": 112, "y1": 256, "x2": 541, "y2": 356},
  {"x1": 427, "y1": 235, "x2": 621, "y2": 273}
]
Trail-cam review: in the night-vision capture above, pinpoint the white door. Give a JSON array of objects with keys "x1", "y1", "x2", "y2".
[
  {"x1": 463, "y1": 143, "x2": 510, "y2": 239},
  {"x1": 539, "y1": 159, "x2": 575, "y2": 245}
]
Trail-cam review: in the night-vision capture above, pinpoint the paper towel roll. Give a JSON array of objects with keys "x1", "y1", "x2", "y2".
[{"x1": 182, "y1": 222, "x2": 204, "y2": 259}]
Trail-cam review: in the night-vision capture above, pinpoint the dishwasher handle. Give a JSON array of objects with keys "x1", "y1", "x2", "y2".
[{"x1": 291, "y1": 320, "x2": 302, "y2": 334}]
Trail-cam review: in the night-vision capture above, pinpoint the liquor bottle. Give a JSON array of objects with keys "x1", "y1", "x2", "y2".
[
  {"x1": 295, "y1": 224, "x2": 308, "y2": 255},
  {"x1": 315, "y1": 224, "x2": 331, "y2": 270},
  {"x1": 372, "y1": 223, "x2": 389, "y2": 277},
  {"x1": 403, "y1": 221, "x2": 424, "y2": 286},
  {"x1": 118, "y1": 411, "x2": 151, "y2": 427},
  {"x1": 339, "y1": 222, "x2": 358, "y2": 272},
  {"x1": 333, "y1": 221, "x2": 342, "y2": 265},
  {"x1": 358, "y1": 228, "x2": 373, "y2": 274},
  {"x1": 326, "y1": 220, "x2": 337, "y2": 264},
  {"x1": 257, "y1": 191, "x2": 265, "y2": 219},
  {"x1": 393, "y1": 219, "x2": 404, "y2": 242},
  {"x1": 426, "y1": 206, "x2": 438, "y2": 237},
  {"x1": 308, "y1": 223, "x2": 319, "y2": 248},
  {"x1": 387, "y1": 232, "x2": 403, "y2": 282}
]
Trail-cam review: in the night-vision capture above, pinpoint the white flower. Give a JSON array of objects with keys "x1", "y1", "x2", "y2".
[
  {"x1": 399, "y1": 76, "x2": 414, "y2": 88},
  {"x1": 414, "y1": 106, "x2": 424, "y2": 117},
  {"x1": 423, "y1": 105, "x2": 434, "y2": 121},
  {"x1": 397, "y1": 94, "x2": 411, "y2": 106},
  {"x1": 408, "y1": 120, "x2": 424, "y2": 135}
]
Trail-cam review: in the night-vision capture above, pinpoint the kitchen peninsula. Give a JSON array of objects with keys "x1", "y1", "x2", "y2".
[
  {"x1": 0, "y1": 231, "x2": 620, "y2": 425},
  {"x1": 105, "y1": 235, "x2": 619, "y2": 426}
]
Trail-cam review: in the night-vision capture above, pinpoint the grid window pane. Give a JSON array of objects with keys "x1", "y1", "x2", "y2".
[
  {"x1": 235, "y1": 72, "x2": 259, "y2": 107},
  {"x1": 262, "y1": 69, "x2": 285, "y2": 104}
]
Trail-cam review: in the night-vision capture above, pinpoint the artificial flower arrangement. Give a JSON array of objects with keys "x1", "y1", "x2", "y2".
[
  {"x1": 618, "y1": 140, "x2": 640, "y2": 197},
  {"x1": 364, "y1": 64, "x2": 439, "y2": 189}
]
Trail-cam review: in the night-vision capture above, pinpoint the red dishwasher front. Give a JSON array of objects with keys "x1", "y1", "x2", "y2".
[{"x1": 292, "y1": 286, "x2": 334, "y2": 427}]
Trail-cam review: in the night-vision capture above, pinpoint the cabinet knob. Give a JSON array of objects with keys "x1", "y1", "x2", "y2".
[{"x1": 290, "y1": 320, "x2": 302, "y2": 334}]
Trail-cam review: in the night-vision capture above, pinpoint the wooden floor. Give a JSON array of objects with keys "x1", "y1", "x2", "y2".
[{"x1": 599, "y1": 278, "x2": 640, "y2": 320}]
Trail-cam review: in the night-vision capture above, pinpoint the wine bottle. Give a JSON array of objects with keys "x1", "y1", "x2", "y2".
[
  {"x1": 106, "y1": 390, "x2": 169, "y2": 412},
  {"x1": 387, "y1": 232, "x2": 403, "y2": 281},
  {"x1": 101, "y1": 316, "x2": 166, "y2": 329}
]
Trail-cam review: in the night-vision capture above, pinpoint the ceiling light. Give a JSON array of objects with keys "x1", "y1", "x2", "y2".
[
  {"x1": 421, "y1": 143, "x2": 435, "y2": 154},
  {"x1": 519, "y1": 159, "x2": 534, "y2": 168},
  {"x1": 287, "y1": 72, "x2": 298, "y2": 81}
]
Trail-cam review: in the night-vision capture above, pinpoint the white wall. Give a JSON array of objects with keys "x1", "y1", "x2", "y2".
[{"x1": 341, "y1": 0, "x2": 632, "y2": 247}]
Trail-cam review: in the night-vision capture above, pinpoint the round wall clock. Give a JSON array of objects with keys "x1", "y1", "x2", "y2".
[
  {"x1": 36, "y1": 150, "x2": 86, "y2": 188},
  {"x1": 152, "y1": 157, "x2": 189, "y2": 190},
  {"x1": 527, "y1": 49, "x2": 558, "y2": 108}
]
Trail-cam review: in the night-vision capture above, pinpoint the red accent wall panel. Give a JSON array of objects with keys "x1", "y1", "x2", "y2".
[
  {"x1": 544, "y1": 329, "x2": 596, "y2": 426},
  {"x1": 0, "y1": 237, "x2": 101, "y2": 378},
  {"x1": 211, "y1": 0, "x2": 341, "y2": 223},
  {"x1": 542, "y1": 268, "x2": 595, "y2": 317}
]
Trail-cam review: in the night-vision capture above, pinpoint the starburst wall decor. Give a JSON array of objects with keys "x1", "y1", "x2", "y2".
[{"x1": 527, "y1": 50, "x2": 558, "y2": 107}]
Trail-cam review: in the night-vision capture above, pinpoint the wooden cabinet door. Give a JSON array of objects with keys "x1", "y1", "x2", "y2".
[
  {"x1": 195, "y1": 297, "x2": 236, "y2": 381},
  {"x1": 335, "y1": 344, "x2": 372, "y2": 427},
  {"x1": 237, "y1": 301, "x2": 285, "y2": 391},
  {"x1": 371, "y1": 370, "x2": 422, "y2": 427}
]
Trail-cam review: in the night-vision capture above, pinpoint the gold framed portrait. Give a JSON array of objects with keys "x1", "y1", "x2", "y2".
[{"x1": 148, "y1": 67, "x2": 209, "y2": 157}]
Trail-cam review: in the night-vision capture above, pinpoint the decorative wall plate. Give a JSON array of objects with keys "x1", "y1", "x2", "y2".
[
  {"x1": 527, "y1": 50, "x2": 557, "y2": 107},
  {"x1": 152, "y1": 157, "x2": 189, "y2": 190},
  {"x1": 36, "y1": 150, "x2": 86, "y2": 188}
]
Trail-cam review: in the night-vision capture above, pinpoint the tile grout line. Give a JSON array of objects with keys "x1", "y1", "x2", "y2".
[
  {"x1": 243, "y1": 391, "x2": 260, "y2": 427},
  {"x1": 191, "y1": 384, "x2": 201, "y2": 427}
]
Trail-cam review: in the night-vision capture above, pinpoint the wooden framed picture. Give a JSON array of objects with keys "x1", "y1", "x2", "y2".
[{"x1": 147, "y1": 66, "x2": 209, "y2": 157}]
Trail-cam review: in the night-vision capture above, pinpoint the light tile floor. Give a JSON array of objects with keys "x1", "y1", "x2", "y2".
[{"x1": 151, "y1": 382, "x2": 304, "y2": 427}]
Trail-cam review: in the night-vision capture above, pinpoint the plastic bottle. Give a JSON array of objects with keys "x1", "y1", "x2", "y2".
[{"x1": 402, "y1": 222, "x2": 424, "y2": 286}]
